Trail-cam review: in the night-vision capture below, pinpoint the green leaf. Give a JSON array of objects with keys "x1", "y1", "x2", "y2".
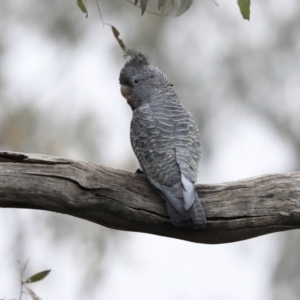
[
  {"x1": 158, "y1": 0, "x2": 167, "y2": 10},
  {"x1": 176, "y1": 0, "x2": 193, "y2": 17},
  {"x1": 111, "y1": 26, "x2": 127, "y2": 52},
  {"x1": 134, "y1": 0, "x2": 138, "y2": 5},
  {"x1": 77, "y1": 0, "x2": 88, "y2": 18},
  {"x1": 160, "y1": 0, "x2": 171, "y2": 16},
  {"x1": 24, "y1": 270, "x2": 51, "y2": 284},
  {"x1": 211, "y1": 0, "x2": 219, "y2": 7},
  {"x1": 140, "y1": 0, "x2": 149, "y2": 15},
  {"x1": 237, "y1": 0, "x2": 251, "y2": 20}
]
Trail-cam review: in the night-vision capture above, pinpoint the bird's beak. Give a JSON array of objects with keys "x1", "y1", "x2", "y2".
[{"x1": 120, "y1": 85, "x2": 132, "y2": 101}]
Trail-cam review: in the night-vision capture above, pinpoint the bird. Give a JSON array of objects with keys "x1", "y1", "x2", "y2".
[{"x1": 119, "y1": 49, "x2": 206, "y2": 228}]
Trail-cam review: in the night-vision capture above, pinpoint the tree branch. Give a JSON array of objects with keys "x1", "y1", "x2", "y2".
[{"x1": 0, "y1": 151, "x2": 299, "y2": 244}]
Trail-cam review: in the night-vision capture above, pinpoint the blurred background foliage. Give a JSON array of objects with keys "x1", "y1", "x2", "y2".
[{"x1": 0, "y1": 0, "x2": 300, "y2": 299}]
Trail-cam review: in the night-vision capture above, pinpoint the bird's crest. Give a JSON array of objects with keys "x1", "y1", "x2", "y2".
[{"x1": 123, "y1": 49, "x2": 150, "y2": 67}]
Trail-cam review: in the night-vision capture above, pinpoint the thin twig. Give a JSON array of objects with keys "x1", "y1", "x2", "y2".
[
  {"x1": 95, "y1": 0, "x2": 105, "y2": 27},
  {"x1": 94, "y1": 0, "x2": 116, "y2": 27}
]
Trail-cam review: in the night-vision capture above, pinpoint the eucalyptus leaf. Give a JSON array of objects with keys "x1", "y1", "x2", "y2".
[
  {"x1": 176, "y1": 0, "x2": 193, "y2": 17},
  {"x1": 111, "y1": 26, "x2": 127, "y2": 52},
  {"x1": 237, "y1": 0, "x2": 251, "y2": 20},
  {"x1": 160, "y1": 0, "x2": 171, "y2": 16},
  {"x1": 140, "y1": 0, "x2": 149, "y2": 15},
  {"x1": 24, "y1": 270, "x2": 51, "y2": 284},
  {"x1": 158, "y1": 0, "x2": 167, "y2": 10},
  {"x1": 77, "y1": 0, "x2": 88, "y2": 18},
  {"x1": 211, "y1": 0, "x2": 219, "y2": 7}
]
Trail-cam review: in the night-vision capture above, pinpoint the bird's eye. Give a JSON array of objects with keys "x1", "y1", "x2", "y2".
[{"x1": 134, "y1": 79, "x2": 140, "y2": 84}]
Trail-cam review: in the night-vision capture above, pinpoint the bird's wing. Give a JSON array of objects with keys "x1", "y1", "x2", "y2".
[
  {"x1": 173, "y1": 111, "x2": 201, "y2": 210},
  {"x1": 130, "y1": 102, "x2": 181, "y2": 187},
  {"x1": 131, "y1": 101, "x2": 201, "y2": 214},
  {"x1": 173, "y1": 110, "x2": 201, "y2": 182}
]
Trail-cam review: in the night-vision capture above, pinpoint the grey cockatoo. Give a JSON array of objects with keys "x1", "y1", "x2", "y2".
[{"x1": 119, "y1": 49, "x2": 206, "y2": 228}]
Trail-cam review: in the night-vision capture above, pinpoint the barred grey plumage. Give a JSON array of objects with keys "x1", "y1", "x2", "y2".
[{"x1": 119, "y1": 49, "x2": 206, "y2": 228}]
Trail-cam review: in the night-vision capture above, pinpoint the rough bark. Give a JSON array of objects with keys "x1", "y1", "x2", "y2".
[{"x1": 0, "y1": 151, "x2": 300, "y2": 244}]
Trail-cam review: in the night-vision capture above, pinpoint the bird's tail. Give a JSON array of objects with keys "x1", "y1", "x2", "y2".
[
  {"x1": 149, "y1": 176, "x2": 206, "y2": 228},
  {"x1": 164, "y1": 191, "x2": 206, "y2": 228},
  {"x1": 188, "y1": 193, "x2": 206, "y2": 228}
]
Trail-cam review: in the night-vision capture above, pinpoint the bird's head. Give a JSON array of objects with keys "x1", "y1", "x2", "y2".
[{"x1": 119, "y1": 49, "x2": 173, "y2": 110}]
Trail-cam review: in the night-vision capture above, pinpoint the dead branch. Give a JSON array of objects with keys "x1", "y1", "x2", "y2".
[{"x1": 0, "y1": 151, "x2": 299, "y2": 244}]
